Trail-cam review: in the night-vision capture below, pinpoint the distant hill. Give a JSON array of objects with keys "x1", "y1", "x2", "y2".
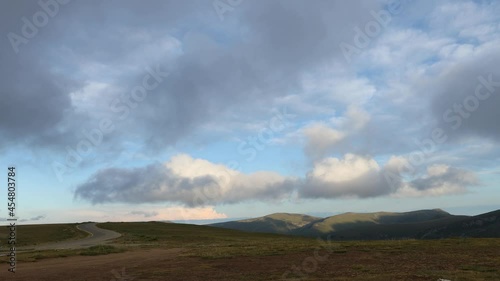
[
  {"x1": 210, "y1": 213, "x2": 320, "y2": 234},
  {"x1": 420, "y1": 209, "x2": 500, "y2": 239},
  {"x1": 294, "y1": 209, "x2": 454, "y2": 237},
  {"x1": 210, "y1": 209, "x2": 500, "y2": 240}
]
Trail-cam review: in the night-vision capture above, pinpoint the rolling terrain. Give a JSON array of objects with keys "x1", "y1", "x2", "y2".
[
  {"x1": 0, "y1": 223, "x2": 88, "y2": 247},
  {"x1": 2, "y1": 221, "x2": 500, "y2": 280},
  {"x1": 210, "y1": 212, "x2": 320, "y2": 234},
  {"x1": 210, "y1": 209, "x2": 500, "y2": 240}
]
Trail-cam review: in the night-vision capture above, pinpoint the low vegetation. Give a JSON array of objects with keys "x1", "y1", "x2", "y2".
[
  {"x1": 98, "y1": 221, "x2": 319, "y2": 256},
  {"x1": 8, "y1": 245, "x2": 126, "y2": 263},
  {"x1": 0, "y1": 223, "x2": 88, "y2": 246},
  {"x1": 97, "y1": 222, "x2": 500, "y2": 280},
  {"x1": 3, "y1": 221, "x2": 499, "y2": 280},
  {"x1": 80, "y1": 245, "x2": 126, "y2": 256}
]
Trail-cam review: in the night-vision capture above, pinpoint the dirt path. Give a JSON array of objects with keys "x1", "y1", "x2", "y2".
[
  {"x1": 1, "y1": 242, "x2": 499, "y2": 280},
  {"x1": 20, "y1": 223, "x2": 122, "y2": 251},
  {"x1": 0, "y1": 248, "x2": 185, "y2": 281}
]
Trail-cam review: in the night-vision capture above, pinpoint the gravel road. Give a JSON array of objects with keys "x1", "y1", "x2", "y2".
[{"x1": 19, "y1": 223, "x2": 122, "y2": 251}]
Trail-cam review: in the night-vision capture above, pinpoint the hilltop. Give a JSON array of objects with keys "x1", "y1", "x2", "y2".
[{"x1": 210, "y1": 209, "x2": 500, "y2": 240}]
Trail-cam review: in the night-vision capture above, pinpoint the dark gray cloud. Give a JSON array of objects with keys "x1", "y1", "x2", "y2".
[
  {"x1": 409, "y1": 166, "x2": 478, "y2": 191},
  {"x1": 3, "y1": 0, "x2": 495, "y2": 206},
  {"x1": 0, "y1": 1, "x2": 86, "y2": 149},
  {"x1": 0, "y1": 0, "x2": 383, "y2": 157},
  {"x1": 430, "y1": 46, "x2": 500, "y2": 142},
  {"x1": 0, "y1": 39, "x2": 78, "y2": 147}
]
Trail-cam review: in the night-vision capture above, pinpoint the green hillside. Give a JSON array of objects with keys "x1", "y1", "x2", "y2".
[
  {"x1": 211, "y1": 209, "x2": 500, "y2": 240},
  {"x1": 295, "y1": 209, "x2": 454, "y2": 237},
  {"x1": 420, "y1": 209, "x2": 500, "y2": 239},
  {"x1": 210, "y1": 213, "x2": 320, "y2": 234}
]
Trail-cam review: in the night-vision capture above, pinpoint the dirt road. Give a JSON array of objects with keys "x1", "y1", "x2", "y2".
[
  {"x1": 1, "y1": 239, "x2": 499, "y2": 280},
  {"x1": 0, "y1": 248, "x2": 186, "y2": 281},
  {"x1": 20, "y1": 223, "x2": 122, "y2": 251}
]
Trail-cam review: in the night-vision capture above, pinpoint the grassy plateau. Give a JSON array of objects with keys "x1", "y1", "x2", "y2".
[{"x1": 2, "y1": 221, "x2": 499, "y2": 280}]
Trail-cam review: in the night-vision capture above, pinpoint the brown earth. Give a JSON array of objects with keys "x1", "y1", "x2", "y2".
[{"x1": 1, "y1": 243, "x2": 499, "y2": 281}]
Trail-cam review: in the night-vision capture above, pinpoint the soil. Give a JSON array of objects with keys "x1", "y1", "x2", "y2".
[{"x1": 1, "y1": 246, "x2": 492, "y2": 281}]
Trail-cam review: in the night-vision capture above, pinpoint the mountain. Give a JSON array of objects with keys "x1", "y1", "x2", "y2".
[
  {"x1": 294, "y1": 209, "x2": 455, "y2": 238},
  {"x1": 420, "y1": 209, "x2": 500, "y2": 239},
  {"x1": 210, "y1": 209, "x2": 500, "y2": 240},
  {"x1": 210, "y1": 213, "x2": 320, "y2": 234}
]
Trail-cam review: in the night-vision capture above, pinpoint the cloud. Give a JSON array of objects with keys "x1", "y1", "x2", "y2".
[
  {"x1": 0, "y1": 0, "x2": 384, "y2": 156},
  {"x1": 128, "y1": 206, "x2": 228, "y2": 221},
  {"x1": 30, "y1": 215, "x2": 46, "y2": 221},
  {"x1": 302, "y1": 106, "x2": 371, "y2": 160},
  {"x1": 19, "y1": 215, "x2": 46, "y2": 222},
  {"x1": 303, "y1": 123, "x2": 345, "y2": 161},
  {"x1": 3, "y1": 1, "x2": 498, "y2": 215},
  {"x1": 0, "y1": 41, "x2": 79, "y2": 147},
  {"x1": 430, "y1": 43, "x2": 500, "y2": 142},
  {"x1": 129, "y1": 211, "x2": 158, "y2": 218},
  {"x1": 359, "y1": 1, "x2": 500, "y2": 146},
  {"x1": 301, "y1": 154, "x2": 388, "y2": 198},
  {"x1": 75, "y1": 154, "x2": 294, "y2": 207},
  {"x1": 381, "y1": 156, "x2": 480, "y2": 197},
  {"x1": 393, "y1": 164, "x2": 479, "y2": 197},
  {"x1": 28, "y1": 206, "x2": 227, "y2": 222},
  {"x1": 75, "y1": 154, "x2": 479, "y2": 206},
  {"x1": 301, "y1": 154, "x2": 479, "y2": 199}
]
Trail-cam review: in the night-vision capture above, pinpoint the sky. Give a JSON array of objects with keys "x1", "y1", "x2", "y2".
[{"x1": 1, "y1": 0, "x2": 499, "y2": 225}]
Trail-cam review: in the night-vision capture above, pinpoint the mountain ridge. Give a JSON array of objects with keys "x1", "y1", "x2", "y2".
[
  {"x1": 211, "y1": 212, "x2": 320, "y2": 234},
  {"x1": 209, "y1": 209, "x2": 500, "y2": 240}
]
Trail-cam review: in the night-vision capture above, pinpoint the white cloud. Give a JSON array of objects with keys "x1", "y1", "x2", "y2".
[
  {"x1": 303, "y1": 123, "x2": 346, "y2": 161},
  {"x1": 75, "y1": 154, "x2": 293, "y2": 207},
  {"x1": 302, "y1": 105, "x2": 371, "y2": 160},
  {"x1": 302, "y1": 154, "x2": 388, "y2": 198},
  {"x1": 310, "y1": 154, "x2": 380, "y2": 182},
  {"x1": 301, "y1": 154, "x2": 478, "y2": 200},
  {"x1": 75, "y1": 152, "x2": 480, "y2": 206}
]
